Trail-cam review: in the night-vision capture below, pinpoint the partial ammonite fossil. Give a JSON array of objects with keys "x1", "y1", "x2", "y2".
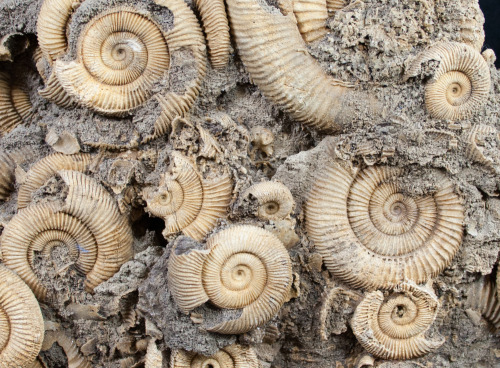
[
  {"x1": 171, "y1": 345, "x2": 260, "y2": 367},
  {"x1": 351, "y1": 283, "x2": 444, "y2": 360},
  {"x1": 145, "y1": 340, "x2": 163, "y2": 368},
  {"x1": 467, "y1": 276, "x2": 500, "y2": 331},
  {"x1": 42, "y1": 330, "x2": 92, "y2": 368},
  {"x1": 17, "y1": 153, "x2": 91, "y2": 210},
  {"x1": 143, "y1": 152, "x2": 232, "y2": 241},
  {"x1": 326, "y1": 0, "x2": 347, "y2": 13},
  {"x1": 293, "y1": 0, "x2": 328, "y2": 43},
  {"x1": 2, "y1": 170, "x2": 134, "y2": 299},
  {"x1": 404, "y1": 42, "x2": 491, "y2": 120},
  {"x1": 168, "y1": 225, "x2": 292, "y2": 334},
  {"x1": 0, "y1": 71, "x2": 34, "y2": 135},
  {"x1": 243, "y1": 181, "x2": 295, "y2": 220},
  {"x1": 464, "y1": 124, "x2": 498, "y2": 171},
  {"x1": 306, "y1": 164, "x2": 464, "y2": 290},
  {"x1": 0, "y1": 151, "x2": 15, "y2": 201},
  {"x1": 0, "y1": 264, "x2": 45, "y2": 367}
]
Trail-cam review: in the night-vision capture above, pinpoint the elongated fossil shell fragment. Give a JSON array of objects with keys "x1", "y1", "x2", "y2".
[
  {"x1": 0, "y1": 264, "x2": 44, "y2": 367},
  {"x1": 243, "y1": 181, "x2": 295, "y2": 220},
  {"x1": 144, "y1": 152, "x2": 232, "y2": 241},
  {"x1": 404, "y1": 42, "x2": 491, "y2": 120},
  {"x1": 171, "y1": 345, "x2": 260, "y2": 367},
  {"x1": 467, "y1": 276, "x2": 500, "y2": 331},
  {"x1": 306, "y1": 164, "x2": 464, "y2": 290},
  {"x1": 145, "y1": 340, "x2": 163, "y2": 368},
  {"x1": 326, "y1": 0, "x2": 346, "y2": 13},
  {"x1": 351, "y1": 283, "x2": 444, "y2": 360},
  {"x1": 0, "y1": 71, "x2": 34, "y2": 135},
  {"x1": 0, "y1": 152, "x2": 15, "y2": 201},
  {"x1": 193, "y1": 0, "x2": 230, "y2": 68},
  {"x1": 2, "y1": 170, "x2": 133, "y2": 299},
  {"x1": 18, "y1": 153, "x2": 91, "y2": 210},
  {"x1": 42, "y1": 331, "x2": 91, "y2": 368},
  {"x1": 293, "y1": 0, "x2": 328, "y2": 43},
  {"x1": 465, "y1": 124, "x2": 498, "y2": 170},
  {"x1": 168, "y1": 225, "x2": 292, "y2": 334}
]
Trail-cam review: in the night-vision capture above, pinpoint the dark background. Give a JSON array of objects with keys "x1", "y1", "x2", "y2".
[{"x1": 479, "y1": 0, "x2": 500, "y2": 67}]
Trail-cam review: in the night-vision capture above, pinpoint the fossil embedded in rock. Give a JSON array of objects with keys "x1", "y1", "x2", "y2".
[
  {"x1": 351, "y1": 282, "x2": 444, "y2": 360},
  {"x1": 404, "y1": 42, "x2": 491, "y2": 121},
  {"x1": 143, "y1": 152, "x2": 232, "y2": 241},
  {"x1": 326, "y1": 0, "x2": 347, "y2": 13},
  {"x1": 42, "y1": 330, "x2": 92, "y2": 368},
  {"x1": 0, "y1": 264, "x2": 45, "y2": 367},
  {"x1": 306, "y1": 164, "x2": 464, "y2": 290},
  {"x1": 0, "y1": 151, "x2": 15, "y2": 201},
  {"x1": 467, "y1": 276, "x2": 500, "y2": 331},
  {"x1": 168, "y1": 225, "x2": 292, "y2": 334},
  {"x1": 243, "y1": 181, "x2": 295, "y2": 220},
  {"x1": 250, "y1": 126, "x2": 274, "y2": 158},
  {"x1": 2, "y1": 170, "x2": 133, "y2": 299},
  {"x1": 293, "y1": 0, "x2": 328, "y2": 43},
  {"x1": 465, "y1": 124, "x2": 498, "y2": 171},
  {"x1": 0, "y1": 71, "x2": 34, "y2": 135},
  {"x1": 145, "y1": 340, "x2": 163, "y2": 368},
  {"x1": 171, "y1": 344, "x2": 260, "y2": 367}
]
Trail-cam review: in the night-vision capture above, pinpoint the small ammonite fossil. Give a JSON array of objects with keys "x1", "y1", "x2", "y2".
[
  {"x1": 351, "y1": 282, "x2": 444, "y2": 360},
  {"x1": 0, "y1": 264, "x2": 45, "y2": 367},
  {"x1": 0, "y1": 71, "x2": 34, "y2": 135},
  {"x1": 242, "y1": 181, "x2": 295, "y2": 220},
  {"x1": 143, "y1": 152, "x2": 232, "y2": 241},
  {"x1": 404, "y1": 42, "x2": 491, "y2": 121},
  {"x1": 171, "y1": 345, "x2": 260, "y2": 367},
  {"x1": 306, "y1": 164, "x2": 464, "y2": 290},
  {"x1": 2, "y1": 170, "x2": 134, "y2": 300},
  {"x1": 168, "y1": 225, "x2": 292, "y2": 334}
]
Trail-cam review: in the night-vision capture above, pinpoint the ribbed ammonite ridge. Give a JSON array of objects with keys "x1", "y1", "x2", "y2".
[
  {"x1": 404, "y1": 42, "x2": 491, "y2": 120},
  {"x1": 168, "y1": 225, "x2": 292, "y2": 334},
  {"x1": 42, "y1": 331, "x2": 91, "y2": 368},
  {"x1": 1, "y1": 170, "x2": 133, "y2": 299},
  {"x1": 0, "y1": 264, "x2": 44, "y2": 367},
  {"x1": 306, "y1": 164, "x2": 464, "y2": 290},
  {"x1": 0, "y1": 152, "x2": 15, "y2": 201},
  {"x1": 351, "y1": 283, "x2": 444, "y2": 360},
  {"x1": 293, "y1": 0, "x2": 328, "y2": 43},
  {"x1": 17, "y1": 153, "x2": 91, "y2": 210},
  {"x1": 243, "y1": 181, "x2": 295, "y2": 220},
  {"x1": 468, "y1": 276, "x2": 500, "y2": 331},
  {"x1": 143, "y1": 152, "x2": 232, "y2": 241},
  {"x1": 0, "y1": 71, "x2": 34, "y2": 135},
  {"x1": 171, "y1": 345, "x2": 260, "y2": 368}
]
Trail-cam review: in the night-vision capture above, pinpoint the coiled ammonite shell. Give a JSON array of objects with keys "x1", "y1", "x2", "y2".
[
  {"x1": 1, "y1": 170, "x2": 133, "y2": 299},
  {"x1": 0, "y1": 151, "x2": 15, "y2": 201},
  {"x1": 404, "y1": 42, "x2": 491, "y2": 120},
  {"x1": 0, "y1": 264, "x2": 44, "y2": 367},
  {"x1": 0, "y1": 71, "x2": 34, "y2": 135},
  {"x1": 171, "y1": 345, "x2": 260, "y2": 368},
  {"x1": 17, "y1": 153, "x2": 91, "y2": 210},
  {"x1": 351, "y1": 283, "x2": 444, "y2": 360},
  {"x1": 243, "y1": 181, "x2": 295, "y2": 220},
  {"x1": 168, "y1": 225, "x2": 292, "y2": 334},
  {"x1": 293, "y1": 0, "x2": 328, "y2": 43},
  {"x1": 306, "y1": 164, "x2": 464, "y2": 290},
  {"x1": 143, "y1": 152, "x2": 232, "y2": 241},
  {"x1": 467, "y1": 276, "x2": 500, "y2": 331}
]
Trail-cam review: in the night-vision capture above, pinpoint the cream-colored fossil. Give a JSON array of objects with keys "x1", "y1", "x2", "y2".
[
  {"x1": 306, "y1": 164, "x2": 464, "y2": 290},
  {"x1": 404, "y1": 42, "x2": 491, "y2": 120},
  {"x1": 38, "y1": 71, "x2": 75, "y2": 108},
  {"x1": 171, "y1": 344, "x2": 260, "y2": 367},
  {"x1": 17, "y1": 153, "x2": 91, "y2": 210},
  {"x1": 45, "y1": 130, "x2": 81, "y2": 155},
  {"x1": 326, "y1": 0, "x2": 346, "y2": 13},
  {"x1": 293, "y1": 0, "x2": 328, "y2": 43},
  {"x1": 0, "y1": 264, "x2": 45, "y2": 367},
  {"x1": 250, "y1": 126, "x2": 274, "y2": 157},
  {"x1": 42, "y1": 330, "x2": 92, "y2": 368},
  {"x1": 27, "y1": 358, "x2": 47, "y2": 368},
  {"x1": 2, "y1": 170, "x2": 133, "y2": 299},
  {"x1": 145, "y1": 340, "x2": 163, "y2": 368},
  {"x1": 0, "y1": 152, "x2": 15, "y2": 201},
  {"x1": 243, "y1": 181, "x2": 295, "y2": 220},
  {"x1": 197, "y1": 124, "x2": 222, "y2": 159},
  {"x1": 143, "y1": 152, "x2": 232, "y2": 241},
  {"x1": 193, "y1": 0, "x2": 230, "y2": 68},
  {"x1": 168, "y1": 225, "x2": 292, "y2": 334},
  {"x1": 351, "y1": 283, "x2": 444, "y2": 360},
  {"x1": 467, "y1": 276, "x2": 500, "y2": 331},
  {"x1": 464, "y1": 124, "x2": 498, "y2": 170},
  {"x1": 0, "y1": 71, "x2": 34, "y2": 135}
]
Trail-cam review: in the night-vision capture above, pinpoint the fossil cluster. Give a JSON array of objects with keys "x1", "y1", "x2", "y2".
[{"x1": 0, "y1": 0, "x2": 498, "y2": 367}]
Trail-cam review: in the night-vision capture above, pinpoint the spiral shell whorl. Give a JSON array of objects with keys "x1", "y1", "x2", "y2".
[
  {"x1": 244, "y1": 181, "x2": 295, "y2": 220},
  {"x1": 0, "y1": 71, "x2": 33, "y2": 135},
  {"x1": 293, "y1": 0, "x2": 328, "y2": 43},
  {"x1": 0, "y1": 152, "x2": 15, "y2": 201},
  {"x1": 171, "y1": 345, "x2": 260, "y2": 368}
]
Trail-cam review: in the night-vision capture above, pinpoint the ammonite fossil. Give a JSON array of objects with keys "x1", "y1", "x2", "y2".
[
  {"x1": 143, "y1": 152, "x2": 232, "y2": 241},
  {"x1": 42, "y1": 330, "x2": 92, "y2": 368},
  {"x1": 404, "y1": 42, "x2": 491, "y2": 121},
  {"x1": 467, "y1": 276, "x2": 500, "y2": 331},
  {"x1": 0, "y1": 264, "x2": 45, "y2": 367},
  {"x1": 171, "y1": 345, "x2": 260, "y2": 367},
  {"x1": 168, "y1": 225, "x2": 292, "y2": 334},
  {"x1": 293, "y1": 0, "x2": 328, "y2": 43},
  {"x1": 351, "y1": 283, "x2": 444, "y2": 360},
  {"x1": 0, "y1": 71, "x2": 34, "y2": 135},
  {"x1": 145, "y1": 340, "x2": 163, "y2": 368},
  {"x1": 306, "y1": 164, "x2": 464, "y2": 290},
  {"x1": 1, "y1": 170, "x2": 134, "y2": 299},
  {"x1": 243, "y1": 181, "x2": 295, "y2": 220},
  {"x1": 0, "y1": 151, "x2": 15, "y2": 201},
  {"x1": 465, "y1": 124, "x2": 498, "y2": 171}
]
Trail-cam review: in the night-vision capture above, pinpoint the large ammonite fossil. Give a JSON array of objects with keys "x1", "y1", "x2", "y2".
[
  {"x1": 37, "y1": 0, "x2": 207, "y2": 138},
  {"x1": 168, "y1": 225, "x2": 292, "y2": 334},
  {"x1": 1, "y1": 170, "x2": 134, "y2": 300},
  {"x1": 143, "y1": 152, "x2": 232, "y2": 241},
  {"x1": 171, "y1": 345, "x2": 260, "y2": 368},
  {"x1": 242, "y1": 181, "x2": 295, "y2": 221},
  {"x1": 306, "y1": 164, "x2": 464, "y2": 290},
  {"x1": 0, "y1": 264, "x2": 45, "y2": 367},
  {"x1": 404, "y1": 42, "x2": 491, "y2": 121},
  {"x1": 351, "y1": 283, "x2": 444, "y2": 360}
]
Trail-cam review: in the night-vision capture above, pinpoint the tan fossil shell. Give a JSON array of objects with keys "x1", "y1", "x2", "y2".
[
  {"x1": 197, "y1": 124, "x2": 222, "y2": 159},
  {"x1": 464, "y1": 124, "x2": 498, "y2": 170},
  {"x1": 0, "y1": 152, "x2": 15, "y2": 201},
  {"x1": 250, "y1": 126, "x2": 274, "y2": 157},
  {"x1": 168, "y1": 225, "x2": 292, "y2": 334},
  {"x1": 42, "y1": 330, "x2": 91, "y2": 368},
  {"x1": 145, "y1": 340, "x2": 163, "y2": 368},
  {"x1": 467, "y1": 276, "x2": 500, "y2": 331},
  {"x1": 225, "y1": 0, "x2": 363, "y2": 132},
  {"x1": 404, "y1": 42, "x2": 491, "y2": 120},
  {"x1": 45, "y1": 130, "x2": 81, "y2": 155},
  {"x1": 2, "y1": 170, "x2": 133, "y2": 299},
  {"x1": 27, "y1": 358, "x2": 47, "y2": 368},
  {"x1": 17, "y1": 153, "x2": 92, "y2": 210},
  {"x1": 306, "y1": 164, "x2": 464, "y2": 290},
  {"x1": 171, "y1": 345, "x2": 260, "y2": 368},
  {"x1": 351, "y1": 283, "x2": 444, "y2": 360},
  {"x1": 243, "y1": 181, "x2": 295, "y2": 220},
  {"x1": 326, "y1": 0, "x2": 346, "y2": 13},
  {"x1": 193, "y1": 0, "x2": 230, "y2": 68},
  {"x1": 0, "y1": 71, "x2": 34, "y2": 135},
  {"x1": 0, "y1": 264, "x2": 45, "y2": 367},
  {"x1": 143, "y1": 152, "x2": 232, "y2": 241},
  {"x1": 293, "y1": 0, "x2": 328, "y2": 43}
]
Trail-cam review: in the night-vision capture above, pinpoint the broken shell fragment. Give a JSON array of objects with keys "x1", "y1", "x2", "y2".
[
  {"x1": 168, "y1": 225, "x2": 292, "y2": 334},
  {"x1": 0, "y1": 152, "x2": 16, "y2": 201},
  {"x1": 0, "y1": 71, "x2": 34, "y2": 135},
  {"x1": 467, "y1": 276, "x2": 500, "y2": 331},
  {"x1": 464, "y1": 124, "x2": 498, "y2": 171},
  {"x1": 45, "y1": 129, "x2": 81, "y2": 155},
  {"x1": 145, "y1": 340, "x2": 163, "y2": 368},
  {"x1": 293, "y1": 0, "x2": 328, "y2": 43},
  {"x1": 42, "y1": 330, "x2": 92, "y2": 368},
  {"x1": 243, "y1": 181, "x2": 295, "y2": 220},
  {"x1": 171, "y1": 344, "x2": 260, "y2": 367}
]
